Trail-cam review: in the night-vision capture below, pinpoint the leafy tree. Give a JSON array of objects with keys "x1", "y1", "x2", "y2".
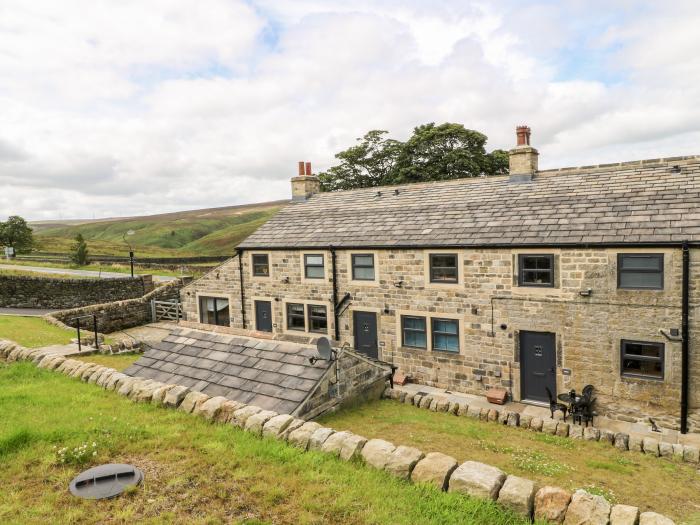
[
  {"x1": 0, "y1": 215, "x2": 34, "y2": 254},
  {"x1": 70, "y1": 233, "x2": 89, "y2": 266},
  {"x1": 319, "y1": 130, "x2": 403, "y2": 191},
  {"x1": 318, "y1": 123, "x2": 509, "y2": 191}
]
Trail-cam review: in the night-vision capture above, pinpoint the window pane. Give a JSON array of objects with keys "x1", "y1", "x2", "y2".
[
  {"x1": 431, "y1": 255, "x2": 457, "y2": 268},
  {"x1": 289, "y1": 304, "x2": 304, "y2": 315},
  {"x1": 522, "y1": 256, "x2": 551, "y2": 270},
  {"x1": 624, "y1": 342, "x2": 661, "y2": 359},
  {"x1": 287, "y1": 303, "x2": 305, "y2": 330},
  {"x1": 522, "y1": 270, "x2": 552, "y2": 284},
  {"x1": 353, "y1": 255, "x2": 374, "y2": 266},
  {"x1": 621, "y1": 255, "x2": 662, "y2": 271},
  {"x1": 353, "y1": 267, "x2": 375, "y2": 280},
  {"x1": 433, "y1": 319, "x2": 458, "y2": 334},
  {"x1": 306, "y1": 266, "x2": 324, "y2": 279},
  {"x1": 306, "y1": 255, "x2": 324, "y2": 266},
  {"x1": 622, "y1": 359, "x2": 663, "y2": 378},
  {"x1": 619, "y1": 272, "x2": 663, "y2": 289},
  {"x1": 308, "y1": 305, "x2": 327, "y2": 333},
  {"x1": 403, "y1": 317, "x2": 425, "y2": 331},
  {"x1": 431, "y1": 267, "x2": 458, "y2": 282},
  {"x1": 433, "y1": 334, "x2": 459, "y2": 352},
  {"x1": 252, "y1": 254, "x2": 269, "y2": 276},
  {"x1": 404, "y1": 330, "x2": 427, "y2": 348},
  {"x1": 215, "y1": 301, "x2": 230, "y2": 326}
]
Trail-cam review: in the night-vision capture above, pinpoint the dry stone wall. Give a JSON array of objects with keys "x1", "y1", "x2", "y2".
[
  {"x1": 47, "y1": 279, "x2": 183, "y2": 333},
  {"x1": 0, "y1": 274, "x2": 154, "y2": 309},
  {"x1": 180, "y1": 246, "x2": 700, "y2": 433}
]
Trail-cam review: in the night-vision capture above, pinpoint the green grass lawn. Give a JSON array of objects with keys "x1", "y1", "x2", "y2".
[
  {"x1": 319, "y1": 400, "x2": 700, "y2": 523},
  {"x1": 0, "y1": 316, "x2": 74, "y2": 348},
  {"x1": 0, "y1": 362, "x2": 534, "y2": 525},
  {"x1": 74, "y1": 352, "x2": 141, "y2": 372}
]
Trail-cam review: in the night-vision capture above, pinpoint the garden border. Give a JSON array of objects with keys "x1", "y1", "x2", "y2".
[{"x1": 0, "y1": 339, "x2": 680, "y2": 525}]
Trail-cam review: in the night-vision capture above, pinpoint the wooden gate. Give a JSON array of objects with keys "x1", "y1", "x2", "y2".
[{"x1": 151, "y1": 299, "x2": 181, "y2": 322}]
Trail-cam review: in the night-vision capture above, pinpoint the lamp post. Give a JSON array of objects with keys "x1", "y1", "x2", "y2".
[{"x1": 122, "y1": 230, "x2": 135, "y2": 277}]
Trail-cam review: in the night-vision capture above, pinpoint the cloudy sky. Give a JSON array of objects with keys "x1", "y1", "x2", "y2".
[{"x1": 1, "y1": 0, "x2": 699, "y2": 220}]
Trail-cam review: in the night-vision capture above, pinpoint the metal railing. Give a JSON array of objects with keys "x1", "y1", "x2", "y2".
[{"x1": 70, "y1": 314, "x2": 100, "y2": 352}]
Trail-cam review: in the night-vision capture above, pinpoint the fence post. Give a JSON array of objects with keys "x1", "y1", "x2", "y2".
[
  {"x1": 93, "y1": 315, "x2": 99, "y2": 350},
  {"x1": 151, "y1": 300, "x2": 156, "y2": 322},
  {"x1": 76, "y1": 318, "x2": 82, "y2": 353}
]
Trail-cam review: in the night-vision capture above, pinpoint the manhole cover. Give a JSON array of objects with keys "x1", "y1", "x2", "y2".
[{"x1": 69, "y1": 463, "x2": 144, "y2": 500}]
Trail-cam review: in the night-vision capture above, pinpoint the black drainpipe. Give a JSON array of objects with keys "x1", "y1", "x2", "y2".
[
  {"x1": 236, "y1": 248, "x2": 247, "y2": 329},
  {"x1": 330, "y1": 246, "x2": 340, "y2": 341},
  {"x1": 681, "y1": 240, "x2": 690, "y2": 434}
]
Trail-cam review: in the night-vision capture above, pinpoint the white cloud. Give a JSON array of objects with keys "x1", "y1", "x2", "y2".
[{"x1": 1, "y1": 0, "x2": 699, "y2": 220}]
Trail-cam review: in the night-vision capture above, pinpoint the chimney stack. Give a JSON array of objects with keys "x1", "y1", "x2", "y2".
[
  {"x1": 291, "y1": 160, "x2": 320, "y2": 201},
  {"x1": 509, "y1": 125, "x2": 538, "y2": 182}
]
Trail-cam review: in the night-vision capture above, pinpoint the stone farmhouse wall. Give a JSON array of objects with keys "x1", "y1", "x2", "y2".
[
  {"x1": 49, "y1": 279, "x2": 183, "y2": 334},
  {"x1": 0, "y1": 274, "x2": 154, "y2": 309},
  {"x1": 181, "y1": 247, "x2": 700, "y2": 433}
]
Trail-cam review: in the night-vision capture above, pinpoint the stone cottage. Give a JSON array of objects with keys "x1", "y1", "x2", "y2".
[{"x1": 181, "y1": 126, "x2": 700, "y2": 434}]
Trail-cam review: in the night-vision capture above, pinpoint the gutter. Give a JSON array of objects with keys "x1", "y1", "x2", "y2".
[
  {"x1": 238, "y1": 241, "x2": 700, "y2": 251},
  {"x1": 330, "y1": 246, "x2": 340, "y2": 341},
  {"x1": 236, "y1": 248, "x2": 247, "y2": 329},
  {"x1": 681, "y1": 241, "x2": 690, "y2": 434}
]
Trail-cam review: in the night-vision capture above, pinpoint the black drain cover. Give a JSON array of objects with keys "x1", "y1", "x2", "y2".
[{"x1": 69, "y1": 464, "x2": 144, "y2": 500}]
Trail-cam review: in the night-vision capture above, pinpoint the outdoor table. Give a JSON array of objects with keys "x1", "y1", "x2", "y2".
[{"x1": 557, "y1": 392, "x2": 581, "y2": 408}]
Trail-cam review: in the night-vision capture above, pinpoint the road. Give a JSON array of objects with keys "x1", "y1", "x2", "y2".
[{"x1": 0, "y1": 264, "x2": 177, "y2": 283}]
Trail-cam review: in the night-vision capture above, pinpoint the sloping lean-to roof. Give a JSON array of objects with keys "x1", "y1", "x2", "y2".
[{"x1": 239, "y1": 156, "x2": 700, "y2": 248}]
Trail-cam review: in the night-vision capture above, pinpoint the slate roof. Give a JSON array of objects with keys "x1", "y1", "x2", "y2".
[
  {"x1": 123, "y1": 327, "x2": 330, "y2": 414},
  {"x1": 239, "y1": 156, "x2": 700, "y2": 248}
]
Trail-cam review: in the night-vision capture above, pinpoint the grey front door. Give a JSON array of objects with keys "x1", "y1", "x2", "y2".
[
  {"x1": 353, "y1": 311, "x2": 378, "y2": 359},
  {"x1": 255, "y1": 300, "x2": 273, "y2": 332},
  {"x1": 520, "y1": 331, "x2": 556, "y2": 403}
]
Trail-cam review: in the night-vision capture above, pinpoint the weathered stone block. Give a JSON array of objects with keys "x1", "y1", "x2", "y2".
[
  {"x1": 262, "y1": 414, "x2": 295, "y2": 438},
  {"x1": 672, "y1": 443, "x2": 684, "y2": 459},
  {"x1": 563, "y1": 489, "x2": 611, "y2": 525},
  {"x1": 447, "y1": 401, "x2": 459, "y2": 415},
  {"x1": 162, "y1": 385, "x2": 190, "y2": 408},
  {"x1": 506, "y1": 412, "x2": 519, "y2": 427},
  {"x1": 339, "y1": 434, "x2": 367, "y2": 461},
  {"x1": 361, "y1": 439, "x2": 396, "y2": 470},
  {"x1": 320, "y1": 430, "x2": 352, "y2": 456},
  {"x1": 419, "y1": 396, "x2": 433, "y2": 409},
  {"x1": 287, "y1": 422, "x2": 322, "y2": 450},
  {"x1": 457, "y1": 403, "x2": 469, "y2": 416},
  {"x1": 601, "y1": 430, "x2": 615, "y2": 444},
  {"x1": 519, "y1": 414, "x2": 533, "y2": 428},
  {"x1": 639, "y1": 512, "x2": 675, "y2": 525},
  {"x1": 683, "y1": 445, "x2": 699, "y2": 463},
  {"x1": 642, "y1": 437, "x2": 659, "y2": 456},
  {"x1": 385, "y1": 445, "x2": 424, "y2": 480},
  {"x1": 497, "y1": 475, "x2": 535, "y2": 517},
  {"x1": 231, "y1": 405, "x2": 263, "y2": 428},
  {"x1": 178, "y1": 391, "x2": 210, "y2": 414},
  {"x1": 244, "y1": 410, "x2": 278, "y2": 436},
  {"x1": 614, "y1": 433, "x2": 629, "y2": 451},
  {"x1": 280, "y1": 418, "x2": 306, "y2": 440},
  {"x1": 658, "y1": 442, "x2": 674, "y2": 459},
  {"x1": 610, "y1": 504, "x2": 639, "y2": 525},
  {"x1": 569, "y1": 425, "x2": 584, "y2": 439},
  {"x1": 498, "y1": 410, "x2": 509, "y2": 425},
  {"x1": 530, "y1": 417, "x2": 543, "y2": 431},
  {"x1": 449, "y1": 461, "x2": 506, "y2": 501},
  {"x1": 534, "y1": 486, "x2": 571, "y2": 524},
  {"x1": 542, "y1": 418, "x2": 558, "y2": 435},
  {"x1": 467, "y1": 405, "x2": 481, "y2": 419},
  {"x1": 556, "y1": 422, "x2": 570, "y2": 437},
  {"x1": 435, "y1": 398, "x2": 450, "y2": 413},
  {"x1": 151, "y1": 384, "x2": 176, "y2": 406},
  {"x1": 116, "y1": 377, "x2": 139, "y2": 397},
  {"x1": 629, "y1": 435, "x2": 643, "y2": 452},
  {"x1": 488, "y1": 409, "x2": 499, "y2": 422},
  {"x1": 308, "y1": 427, "x2": 335, "y2": 450},
  {"x1": 411, "y1": 452, "x2": 458, "y2": 491},
  {"x1": 196, "y1": 396, "x2": 228, "y2": 420},
  {"x1": 215, "y1": 400, "x2": 246, "y2": 423}
]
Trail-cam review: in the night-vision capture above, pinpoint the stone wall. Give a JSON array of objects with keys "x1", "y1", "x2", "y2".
[
  {"x1": 48, "y1": 279, "x2": 183, "y2": 334},
  {"x1": 180, "y1": 246, "x2": 700, "y2": 433},
  {"x1": 0, "y1": 274, "x2": 154, "y2": 309},
  {"x1": 297, "y1": 349, "x2": 392, "y2": 419}
]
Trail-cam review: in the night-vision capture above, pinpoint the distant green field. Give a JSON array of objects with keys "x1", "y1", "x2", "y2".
[{"x1": 32, "y1": 202, "x2": 282, "y2": 257}]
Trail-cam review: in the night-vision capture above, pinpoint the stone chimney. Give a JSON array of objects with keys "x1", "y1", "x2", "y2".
[
  {"x1": 508, "y1": 125, "x2": 539, "y2": 182},
  {"x1": 291, "y1": 161, "x2": 320, "y2": 201}
]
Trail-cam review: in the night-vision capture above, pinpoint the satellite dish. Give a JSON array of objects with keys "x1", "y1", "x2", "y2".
[{"x1": 316, "y1": 337, "x2": 333, "y2": 360}]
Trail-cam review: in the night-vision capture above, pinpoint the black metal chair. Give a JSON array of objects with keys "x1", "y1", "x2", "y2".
[
  {"x1": 545, "y1": 386, "x2": 568, "y2": 420},
  {"x1": 572, "y1": 386, "x2": 595, "y2": 426}
]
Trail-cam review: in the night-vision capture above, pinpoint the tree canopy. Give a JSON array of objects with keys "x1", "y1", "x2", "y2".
[
  {"x1": 70, "y1": 233, "x2": 89, "y2": 266},
  {"x1": 0, "y1": 216, "x2": 34, "y2": 254},
  {"x1": 319, "y1": 123, "x2": 508, "y2": 191}
]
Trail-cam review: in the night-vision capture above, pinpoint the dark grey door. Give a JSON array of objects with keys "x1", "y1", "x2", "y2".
[
  {"x1": 353, "y1": 311, "x2": 378, "y2": 359},
  {"x1": 255, "y1": 300, "x2": 273, "y2": 332},
  {"x1": 520, "y1": 331, "x2": 556, "y2": 403}
]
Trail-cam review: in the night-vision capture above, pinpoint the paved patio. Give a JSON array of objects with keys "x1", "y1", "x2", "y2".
[{"x1": 396, "y1": 383, "x2": 700, "y2": 447}]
